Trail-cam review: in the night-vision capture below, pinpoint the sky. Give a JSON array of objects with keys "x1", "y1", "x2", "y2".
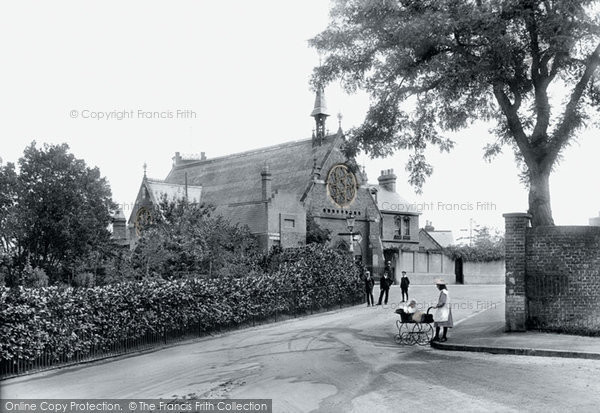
[{"x1": 1, "y1": 0, "x2": 599, "y2": 241}]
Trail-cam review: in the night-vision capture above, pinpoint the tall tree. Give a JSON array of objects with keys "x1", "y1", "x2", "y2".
[
  {"x1": 311, "y1": 0, "x2": 600, "y2": 226},
  {"x1": 0, "y1": 142, "x2": 116, "y2": 284}
]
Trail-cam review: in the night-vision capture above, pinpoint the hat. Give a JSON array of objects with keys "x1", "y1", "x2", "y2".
[
  {"x1": 434, "y1": 279, "x2": 446, "y2": 285},
  {"x1": 401, "y1": 271, "x2": 406, "y2": 274}
]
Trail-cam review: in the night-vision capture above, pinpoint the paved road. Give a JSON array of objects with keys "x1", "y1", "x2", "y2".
[{"x1": 3, "y1": 285, "x2": 600, "y2": 412}]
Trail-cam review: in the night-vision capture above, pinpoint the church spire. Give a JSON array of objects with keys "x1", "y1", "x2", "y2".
[{"x1": 310, "y1": 88, "x2": 329, "y2": 147}]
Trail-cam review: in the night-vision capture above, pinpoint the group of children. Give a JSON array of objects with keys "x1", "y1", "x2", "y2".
[{"x1": 363, "y1": 266, "x2": 453, "y2": 342}]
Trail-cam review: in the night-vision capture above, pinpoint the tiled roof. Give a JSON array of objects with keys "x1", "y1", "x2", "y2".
[
  {"x1": 370, "y1": 185, "x2": 419, "y2": 215},
  {"x1": 145, "y1": 179, "x2": 202, "y2": 204},
  {"x1": 425, "y1": 230, "x2": 454, "y2": 247},
  {"x1": 214, "y1": 203, "x2": 265, "y2": 233},
  {"x1": 165, "y1": 134, "x2": 342, "y2": 206}
]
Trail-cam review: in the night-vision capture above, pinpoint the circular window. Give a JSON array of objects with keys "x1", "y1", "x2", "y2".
[
  {"x1": 134, "y1": 207, "x2": 152, "y2": 236},
  {"x1": 326, "y1": 164, "x2": 357, "y2": 207}
]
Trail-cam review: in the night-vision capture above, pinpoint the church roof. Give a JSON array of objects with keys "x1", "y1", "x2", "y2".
[
  {"x1": 165, "y1": 133, "x2": 342, "y2": 206},
  {"x1": 145, "y1": 179, "x2": 203, "y2": 204}
]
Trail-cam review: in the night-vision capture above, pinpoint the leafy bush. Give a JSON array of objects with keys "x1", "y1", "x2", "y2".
[
  {"x1": 73, "y1": 272, "x2": 95, "y2": 288},
  {"x1": 0, "y1": 245, "x2": 362, "y2": 364},
  {"x1": 21, "y1": 263, "x2": 49, "y2": 287},
  {"x1": 445, "y1": 244, "x2": 505, "y2": 262},
  {"x1": 445, "y1": 226, "x2": 505, "y2": 262},
  {"x1": 131, "y1": 197, "x2": 259, "y2": 279}
]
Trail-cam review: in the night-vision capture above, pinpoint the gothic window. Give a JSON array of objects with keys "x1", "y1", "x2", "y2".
[
  {"x1": 326, "y1": 164, "x2": 357, "y2": 207},
  {"x1": 134, "y1": 207, "x2": 152, "y2": 237}
]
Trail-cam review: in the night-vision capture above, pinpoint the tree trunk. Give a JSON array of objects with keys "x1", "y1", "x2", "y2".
[{"x1": 528, "y1": 170, "x2": 554, "y2": 227}]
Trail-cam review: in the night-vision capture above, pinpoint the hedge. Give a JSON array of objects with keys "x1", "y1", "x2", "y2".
[{"x1": 0, "y1": 245, "x2": 362, "y2": 364}]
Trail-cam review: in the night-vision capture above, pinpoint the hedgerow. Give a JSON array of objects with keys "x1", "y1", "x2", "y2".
[{"x1": 0, "y1": 245, "x2": 362, "y2": 364}]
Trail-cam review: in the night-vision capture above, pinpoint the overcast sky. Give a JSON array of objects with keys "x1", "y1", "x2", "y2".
[{"x1": 1, "y1": 0, "x2": 599, "y2": 241}]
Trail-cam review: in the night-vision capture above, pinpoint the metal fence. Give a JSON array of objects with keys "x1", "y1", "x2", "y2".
[{"x1": 0, "y1": 284, "x2": 362, "y2": 379}]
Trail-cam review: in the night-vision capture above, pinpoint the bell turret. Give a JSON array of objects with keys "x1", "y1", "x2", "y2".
[{"x1": 311, "y1": 88, "x2": 329, "y2": 146}]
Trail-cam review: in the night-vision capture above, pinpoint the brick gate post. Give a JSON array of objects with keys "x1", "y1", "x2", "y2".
[{"x1": 503, "y1": 213, "x2": 531, "y2": 332}]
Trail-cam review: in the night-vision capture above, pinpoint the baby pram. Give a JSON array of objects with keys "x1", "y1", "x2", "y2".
[{"x1": 394, "y1": 306, "x2": 434, "y2": 346}]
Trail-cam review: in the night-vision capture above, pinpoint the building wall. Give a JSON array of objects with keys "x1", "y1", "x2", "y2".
[
  {"x1": 306, "y1": 180, "x2": 380, "y2": 267},
  {"x1": 397, "y1": 251, "x2": 454, "y2": 284},
  {"x1": 267, "y1": 191, "x2": 306, "y2": 249},
  {"x1": 504, "y1": 213, "x2": 600, "y2": 334},
  {"x1": 381, "y1": 213, "x2": 419, "y2": 243},
  {"x1": 463, "y1": 260, "x2": 505, "y2": 284}
]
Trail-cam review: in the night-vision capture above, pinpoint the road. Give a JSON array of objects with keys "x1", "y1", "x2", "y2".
[{"x1": 2, "y1": 285, "x2": 600, "y2": 412}]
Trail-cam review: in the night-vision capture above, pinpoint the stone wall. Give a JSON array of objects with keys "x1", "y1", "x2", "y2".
[{"x1": 504, "y1": 213, "x2": 600, "y2": 335}]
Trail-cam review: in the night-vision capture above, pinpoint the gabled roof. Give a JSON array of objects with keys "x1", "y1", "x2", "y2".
[
  {"x1": 370, "y1": 185, "x2": 419, "y2": 215},
  {"x1": 165, "y1": 133, "x2": 342, "y2": 206},
  {"x1": 421, "y1": 229, "x2": 454, "y2": 248},
  {"x1": 145, "y1": 179, "x2": 202, "y2": 204}
]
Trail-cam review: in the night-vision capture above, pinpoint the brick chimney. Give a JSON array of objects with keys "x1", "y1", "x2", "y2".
[
  {"x1": 378, "y1": 169, "x2": 397, "y2": 192},
  {"x1": 261, "y1": 164, "x2": 272, "y2": 201},
  {"x1": 424, "y1": 220, "x2": 435, "y2": 232},
  {"x1": 172, "y1": 152, "x2": 182, "y2": 166}
]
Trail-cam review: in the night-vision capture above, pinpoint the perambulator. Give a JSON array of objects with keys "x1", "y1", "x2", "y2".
[{"x1": 394, "y1": 306, "x2": 434, "y2": 346}]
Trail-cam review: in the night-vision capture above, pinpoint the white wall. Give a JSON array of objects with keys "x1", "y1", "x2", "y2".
[{"x1": 463, "y1": 260, "x2": 505, "y2": 284}]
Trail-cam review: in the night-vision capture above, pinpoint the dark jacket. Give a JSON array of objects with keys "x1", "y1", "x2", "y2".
[
  {"x1": 400, "y1": 276, "x2": 410, "y2": 290},
  {"x1": 380, "y1": 275, "x2": 392, "y2": 290},
  {"x1": 383, "y1": 265, "x2": 395, "y2": 285},
  {"x1": 364, "y1": 277, "x2": 375, "y2": 292}
]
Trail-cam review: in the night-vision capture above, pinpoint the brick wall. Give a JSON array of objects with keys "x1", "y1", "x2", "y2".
[
  {"x1": 526, "y1": 226, "x2": 600, "y2": 335},
  {"x1": 503, "y1": 213, "x2": 530, "y2": 331},
  {"x1": 504, "y1": 213, "x2": 600, "y2": 335}
]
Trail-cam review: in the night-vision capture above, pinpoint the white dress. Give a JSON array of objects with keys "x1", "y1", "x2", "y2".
[{"x1": 434, "y1": 289, "x2": 453, "y2": 328}]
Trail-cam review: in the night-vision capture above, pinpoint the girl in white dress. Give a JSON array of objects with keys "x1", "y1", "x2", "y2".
[{"x1": 433, "y1": 279, "x2": 453, "y2": 342}]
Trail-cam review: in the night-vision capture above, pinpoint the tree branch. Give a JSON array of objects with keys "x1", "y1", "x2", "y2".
[
  {"x1": 492, "y1": 82, "x2": 534, "y2": 166},
  {"x1": 550, "y1": 42, "x2": 600, "y2": 163}
]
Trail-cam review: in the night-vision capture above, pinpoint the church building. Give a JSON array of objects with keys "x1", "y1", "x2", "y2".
[{"x1": 126, "y1": 90, "x2": 431, "y2": 280}]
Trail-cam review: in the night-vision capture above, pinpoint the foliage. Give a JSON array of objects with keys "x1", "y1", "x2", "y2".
[
  {"x1": 0, "y1": 244, "x2": 363, "y2": 364},
  {"x1": 311, "y1": 0, "x2": 600, "y2": 226},
  {"x1": 131, "y1": 197, "x2": 259, "y2": 279},
  {"x1": 306, "y1": 212, "x2": 332, "y2": 245},
  {"x1": 445, "y1": 226, "x2": 505, "y2": 261},
  {"x1": 0, "y1": 142, "x2": 116, "y2": 284},
  {"x1": 73, "y1": 272, "x2": 95, "y2": 288},
  {"x1": 21, "y1": 263, "x2": 49, "y2": 288},
  {"x1": 99, "y1": 248, "x2": 138, "y2": 285}
]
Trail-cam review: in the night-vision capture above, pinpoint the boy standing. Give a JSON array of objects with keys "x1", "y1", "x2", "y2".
[{"x1": 400, "y1": 271, "x2": 410, "y2": 302}]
